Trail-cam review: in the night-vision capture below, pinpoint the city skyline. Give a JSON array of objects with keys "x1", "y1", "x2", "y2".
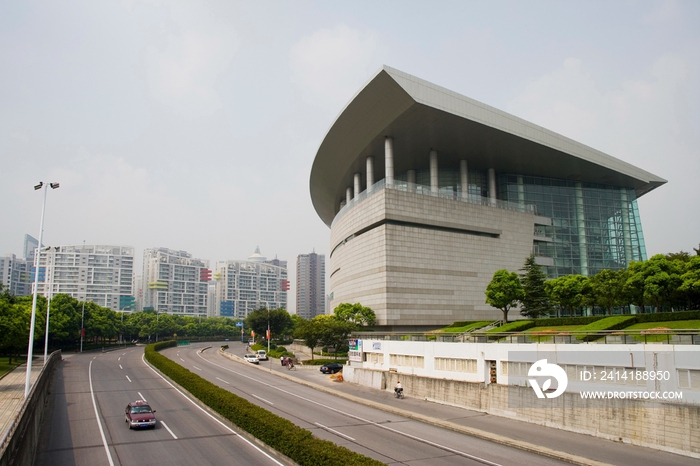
[{"x1": 2, "y1": 2, "x2": 698, "y2": 316}]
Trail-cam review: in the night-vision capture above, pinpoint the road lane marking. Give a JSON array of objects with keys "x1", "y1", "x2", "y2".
[
  {"x1": 315, "y1": 422, "x2": 355, "y2": 441},
  {"x1": 118, "y1": 357, "x2": 121, "y2": 361},
  {"x1": 139, "y1": 392, "x2": 146, "y2": 401},
  {"x1": 89, "y1": 360, "x2": 116, "y2": 466},
  {"x1": 161, "y1": 421, "x2": 178, "y2": 439},
  {"x1": 141, "y1": 354, "x2": 284, "y2": 466},
  {"x1": 192, "y1": 366, "x2": 202, "y2": 371},
  {"x1": 180, "y1": 358, "x2": 185, "y2": 362},
  {"x1": 216, "y1": 377, "x2": 230, "y2": 385},
  {"x1": 119, "y1": 365, "x2": 123, "y2": 369},
  {"x1": 126, "y1": 375, "x2": 132, "y2": 382},
  {"x1": 252, "y1": 394, "x2": 274, "y2": 405},
  {"x1": 197, "y1": 351, "x2": 503, "y2": 466}
]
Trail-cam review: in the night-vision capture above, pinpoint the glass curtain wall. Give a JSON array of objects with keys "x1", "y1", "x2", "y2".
[{"x1": 498, "y1": 174, "x2": 647, "y2": 278}]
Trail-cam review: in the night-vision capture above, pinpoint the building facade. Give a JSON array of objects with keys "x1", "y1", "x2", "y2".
[
  {"x1": 142, "y1": 248, "x2": 211, "y2": 317},
  {"x1": 214, "y1": 247, "x2": 289, "y2": 318},
  {"x1": 310, "y1": 66, "x2": 665, "y2": 330},
  {"x1": 296, "y1": 251, "x2": 326, "y2": 319},
  {"x1": 35, "y1": 245, "x2": 134, "y2": 311}
]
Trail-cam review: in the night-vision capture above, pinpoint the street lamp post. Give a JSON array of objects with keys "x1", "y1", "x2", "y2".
[{"x1": 25, "y1": 181, "x2": 59, "y2": 398}]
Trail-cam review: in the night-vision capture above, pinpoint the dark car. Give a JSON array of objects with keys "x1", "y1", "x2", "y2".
[
  {"x1": 319, "y1": 362, "x2": 343, "y2": 374},
  {"x1": 125, "y1": 400, "x2": 157, "y2": 429}
]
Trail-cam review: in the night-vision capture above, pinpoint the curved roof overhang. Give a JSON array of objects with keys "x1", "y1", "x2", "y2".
[{"x1": 310, "y1": 66, "x2": 666, "y2": 227}]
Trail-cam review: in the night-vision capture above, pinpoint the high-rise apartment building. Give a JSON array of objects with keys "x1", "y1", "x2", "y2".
[
  {"x1": 35, "y1": 245, "x2": 134, "y2": 311},
  {"x1": 214, "y1": 247, "x2": 289, "y2": 318},
  {"x1": 142, "y1": 248, "x2": 211, "y2": 317},
  {"x1": 296, "y1": 252, "x2": 325, "y2": 319}
]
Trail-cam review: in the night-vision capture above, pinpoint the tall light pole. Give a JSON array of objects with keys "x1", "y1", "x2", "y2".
[{"x1": 25, "y1": 181, "x2": 59, "y2": 398}]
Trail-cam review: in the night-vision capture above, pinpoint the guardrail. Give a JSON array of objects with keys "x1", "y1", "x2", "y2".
[
  {"x1": 0, "y1": 350, "x2": 61, "y2": 466},
  {"x1": 352, "y1": 329, "x2": 700, "y2": 345}
]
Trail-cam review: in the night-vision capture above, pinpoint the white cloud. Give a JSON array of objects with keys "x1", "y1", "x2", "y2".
[{"x1": 289, "y1": 24, "x2": 381, "y2": 110}]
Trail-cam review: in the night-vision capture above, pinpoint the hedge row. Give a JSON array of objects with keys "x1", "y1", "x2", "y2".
[
  {"x1": 145, "y1": 342, "x2": 383, "y2": 466},
  {"x1": 633, "y1": 310, "x2": 700, "y2": 323},
  {"x1": 531, "y1": 315, "x2": 603, "y2": 326},
  {"x1": 485, "y1": 320, "x2": 536, "y2": 333},
  {"x1": 576, "y1": 316, "x2": 638, "y2": 341}
]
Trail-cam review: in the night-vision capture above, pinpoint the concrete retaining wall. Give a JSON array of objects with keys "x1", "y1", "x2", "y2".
[{"x1": 344, "y1": 365, "x2": 700, "y2": 458}]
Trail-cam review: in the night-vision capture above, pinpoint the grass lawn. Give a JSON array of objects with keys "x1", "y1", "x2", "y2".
[
  {"x1": 624, "y1": 320, "x2": 700, "y2": 331},
  {"x1": 439, "y1": 321, "x2": 493, "y2": 333},
  {"x1": 522, "y1": 325, "x2": 585, "y2": 333},
  {"x1": 0, "y1": 356, "x2": 20, "y2": 378}
]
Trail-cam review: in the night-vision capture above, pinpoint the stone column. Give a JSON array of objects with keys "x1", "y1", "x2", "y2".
[
  {"x1": 488, "y1": 168, "x2": 496, "y2": 205},
  {"x1": 430, "y1": 150, "x2": 438, "y2": 194},
  {"x1": 385, "y1": 137, "x2": 394, "y2": 187},
  {"x1": 346, "y1": 186, "x2": 352, "y2": 204},
  {"x1": 366, "y1": 156, "x2": 374, "y2": 190},
  {"x1": 460, "y1": 160, "x2": 468, "y2": 199},
  {"x1": 407, "y1": 169, "x2": 416, "y2": 191},
  {"x1": 620, "y1": 188, "x2": 632, "y2": 265},
  {"x1": 517, "y1": 174, "x2": 525, "y2": 209},
  {"x1": 354, "y1": 173, "x2": 362, "y2": 198}
]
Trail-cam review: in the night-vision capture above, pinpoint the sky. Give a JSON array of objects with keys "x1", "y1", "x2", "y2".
[{"x1": 2, "y1": 1, "x2": 698, "y2": 313}]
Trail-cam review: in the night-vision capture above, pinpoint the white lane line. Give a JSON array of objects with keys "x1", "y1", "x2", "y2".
[
  {"x1": 126, "y1": 375, "x2": 132, "y2": 382},
  {"x1": 192, "y1": 366, "x2": 202, "y2": 371},
  {"x1": 251, "y1": 394, "x2": 274, "y2": 405},
  {"x1": 216, "y1": 377, "x2": 230, "y2": 385},
  {"x1": 119, "y1": 365, "x2": 123, "y2": 370},
  {"x1": 197, "y1": 351, "x2": 502, "y2": 466},
  {"x1": 315, "y1": 422, "x2": 355, "y2": 441},
  {"x1": 180, "y1": 358, "x2": 185, "y2": 362},
  {"x1": 161, "y1": 421, "x2": 178, "y2": 439},
  {"x1": 138, "y1": 392, "x2": 146, "y2": 401},
  {"x1": 141, "y1": 354, "x2": 284, "y2": 466},
  {"x1": 118, "y1": 357, "x2": 121, "y2": 361},
  {"x1": 89, "y1": 360, "x2": 116, "y2": 466}
]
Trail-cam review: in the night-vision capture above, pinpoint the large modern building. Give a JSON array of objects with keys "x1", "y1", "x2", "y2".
[
  {"x1": 142, "y1": 248, "x2": 211, "y2": 317},
  {"x1": 296, "y1": 251, "x2": 326, "y2": 319},
  {"x1": 35, "y1": 244, "x2": 135, "y2": 311},
  {"x1": 214, "y1": 247, "x2": 289, "y2": 318},
  {"x1": 310, "y1": 66, "x2": 665, "y2": 330}
]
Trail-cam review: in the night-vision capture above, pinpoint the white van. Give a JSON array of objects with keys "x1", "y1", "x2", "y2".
[{"x1": 256, "y1": 350, "x2": 268, "y2": 361}]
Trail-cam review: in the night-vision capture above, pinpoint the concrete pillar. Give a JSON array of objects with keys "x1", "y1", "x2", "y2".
[
  {"x1": 385, "y1": 137, "x2": 394, "y2": 187},
  {"x1": 575, "y1": 182, "x2": 588, "y2": 276},
  {"x1": 407, "y1": 169, "x2": 416, "y2": 191},
  {"x1": 430, "y1": 150, "x2": 438, "y2": 194},
  {"x1": 346, "y1": 186, "x2": 352, "y2": 204},
  {"x1": 488, "y1": 168, "x2": 496, "y2": 205},
  {"x1": 517, "y1": 174, "x2": 525, "y2": 209},
  {"x1": 366, "y1": 156, "x2": 374, "y2": 190},
  {"x1": 460, "y1": 160, "x2": 468, "y2": 199},
  {"x1": 620, "y1": 188, "x2": 632, "y2": 265},
  {"x1": 354, "y1": 173, "x2": 362, "y2": 198},
  {"x1": 340, "y1": 200, "x2": 346, "y2": 209}
]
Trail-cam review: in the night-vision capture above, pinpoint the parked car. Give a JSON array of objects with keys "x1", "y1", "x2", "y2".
[
  {"x1": 319, "y1": 362, "x2": 343, "y2": 374},
  {"x1": 125, "y1": 400, "x2": 157, "y2": 429},
  {"x1": 243, "y1": 354, "x2": 259, "y2": 364},
  {"x1": 256, "y1": 350, "x2": 268, "y2": 361}
]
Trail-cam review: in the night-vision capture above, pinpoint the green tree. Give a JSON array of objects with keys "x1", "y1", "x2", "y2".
[
  {"x1": 0, "y1": 297, "x2": 31, "y2": 363},
  {"x1": 643, "y1": 255, "x2": 682, "y2": 312},
  {"x1": 679, "y1": 255, "x2": 700, "y2": 310},
  {"x1": 245, "y1": 308, "x2": 293, "y2": 341},
  {"x1": 485, "y1": 269, "x2": 524, "y2": 323},
  {"x1": 295, "y1": 317, "x2": 322, "y2": 360},
  {"x1": 519, "y1": 254, "x2": 552, "y2": 318},
  {"x1": 315, "y1": 315, "x2": 356, "y2": 359},
  {"x1": 333, "y1": 302, "x2": 376, "y2": 327},
  {"x1": 545, "y1": 274, "x2": 588, "y2": 317},
  {"x1": 588, "y1": 269, "x2": 627, "y2": 315}
]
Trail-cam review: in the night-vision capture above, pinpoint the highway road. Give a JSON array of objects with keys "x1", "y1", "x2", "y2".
[
  {"x1": 34, "y1": 343, "x2": 698, "y2": 465},
  {"x1": 168, "y1": 343, "x2": 569, "y2": 465},
  {"x1": 34, "y1": 347, "x2": 285, "y2": 466}
]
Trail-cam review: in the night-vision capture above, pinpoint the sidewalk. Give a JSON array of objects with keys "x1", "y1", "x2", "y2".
[{"x1": 0, "y1": 359, "x2": 45, "y2": 443}]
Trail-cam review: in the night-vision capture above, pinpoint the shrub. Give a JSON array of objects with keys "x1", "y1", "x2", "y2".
[
  {"x1": 485, "y1": 320, "x2": 536, "y2": 333},
  {"x1": 633, "y1": 310, "x2": 700, "y2": 323},
  {"x1": 532, "y1": 316, "x2": 603, "y2": 326},
  {"x1": 576, "y1": 316, "x2": 637, "y2": 341},
  {"x1": 144, "y1": 343, "x2": 382, "y2": 466}
]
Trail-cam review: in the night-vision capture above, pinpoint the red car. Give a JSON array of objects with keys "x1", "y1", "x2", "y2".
[{"x1": 125, "y1": 400, "x2": 157, "y2": 429}]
